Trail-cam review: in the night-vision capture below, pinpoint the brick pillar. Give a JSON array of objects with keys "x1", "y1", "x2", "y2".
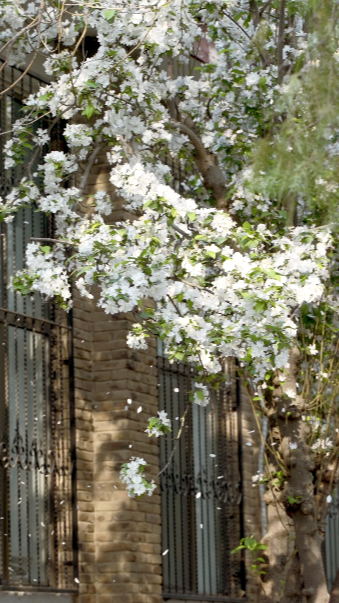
[
  {"x1": 91, "y1": 311, "x2": 162, "y2": 603},
  {"x1": 73, "y1": 154, "x2": 163, "y2": 603},
  {"x1": 73, "y1": 292, "x2": 96, "y2": 603}
]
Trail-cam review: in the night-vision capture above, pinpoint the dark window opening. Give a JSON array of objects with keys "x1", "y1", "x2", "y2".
[
  {"x1": 158, "y1": 354, "x2": 245, "y2": 601},
  {"x1": 0, "y1": 63, "x2": 77, "y2": 593}
]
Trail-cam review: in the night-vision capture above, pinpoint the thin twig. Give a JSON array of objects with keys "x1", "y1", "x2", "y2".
[
  {"x1": 156, "y1": 403, "x2": 191, "y2": 478},
  {"x1": 30, "y1": 237, "x2": 74, "y2": 245}
]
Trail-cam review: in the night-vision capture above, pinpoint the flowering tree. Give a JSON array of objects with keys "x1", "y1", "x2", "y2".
[{"x1": 2, "y1": 0, "x2": 339, "y2": 601}]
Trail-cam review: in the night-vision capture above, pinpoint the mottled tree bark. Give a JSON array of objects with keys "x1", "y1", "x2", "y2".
[{"x1": 271, "y1": 348, "x2": 329, "y2": 603}]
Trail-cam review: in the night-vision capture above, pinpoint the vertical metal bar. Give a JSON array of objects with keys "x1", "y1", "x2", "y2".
[
  {"x1": 169, "y1": 362, "x2": 177, "y2": 592},
  {"x1": 14, "y1": 319, "x2": 24, "y2": 584},
  {"x1": 236, "y1": 360, "x2": 246, "y2": 592},
  {"x1": 0, "y1": 320, "x2": 5, "y2": 584},
  {"x1": 4, "y1": 311, "x2": 10, "y2": 586},
  {"x1": 68, "y1": 308, "x2": 78, "y2": 590},
  {"x1": 196, "y1": 392, "x2": 205, "y2": 595},
  {"x1": 178, "y1": 367, "x2": 185, "y2": 594},
  {"x1": 164, "y1": 358, "x2": 171, "y2": 591},
  {"x1": 204, "y1": 404, "x2": 212, "y2": 594},
  {"x1": 23, "y1": 318, "x2": 31, "y2": 585},
  {"x1": 33, "y1": 324, "x2": 41, "y2": 586},
  {"x1": 41, "y1": 319, "x2": 50, "y2": 587},
  {"x1": 58, "y1": 324, "x2": 67, "y2": 588}
]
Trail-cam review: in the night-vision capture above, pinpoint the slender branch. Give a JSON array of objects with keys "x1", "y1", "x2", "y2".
[
  {"x1": 171, "y1": 223, "x2": 192, "y2": 239},
  {"x1": 259, "y1": 0, "x2": 273, "y2": 18},
  {"x1": 0, "y1": 14, "x2": 40, "y2": 59},
  {"x1": 30, "y1": 237, "x2": 74, "y2": 245},
  {"x1": 78, "y1": 145, "x2": 103, "y2": 196},
  {"x1": 155, "y1": 403, "x2": 191, "y2": 478},
  {"x1": 0, "y1": 51, "x2": 38, "y2": 99},
  {"x1": 278, "y1": 0, "x2": 286, "y2": 85}
]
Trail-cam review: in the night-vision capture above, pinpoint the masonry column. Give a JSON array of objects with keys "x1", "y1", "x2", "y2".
[{"x1": 73, "y1": 153, "x2": 163, "y2": 603}]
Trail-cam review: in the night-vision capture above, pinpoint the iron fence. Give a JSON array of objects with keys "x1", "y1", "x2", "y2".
[
  {"x1": 0, "y1": 62, "x2": 77, "y2": 593},
  {"x1": 158, "y1": 355, "x2": 245, "y2": 601}
]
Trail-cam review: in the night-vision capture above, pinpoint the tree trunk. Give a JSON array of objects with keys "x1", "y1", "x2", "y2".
[
  {"x1": 275, "y1": 348, "x2": 329, "y2": 603},
  {"x1": 330, "y1": 567, "x2": 339, "y2": 603},
  {"x1": 261, "y1": 493, "x2": 300, "y2": 603}
]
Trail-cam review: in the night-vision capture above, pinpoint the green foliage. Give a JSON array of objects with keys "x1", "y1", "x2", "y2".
[
  {"x1": 251, "y1": 0, "x2": 339, "y2": 225},
  {"x1": 231, "y1": 536, "x2": 267, "y2": 576},
  {"x1": 147, "y1": 416, "x2": 172, "y2": 436}
]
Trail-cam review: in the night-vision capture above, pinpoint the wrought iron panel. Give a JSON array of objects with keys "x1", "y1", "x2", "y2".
[
  {"x1": 0, "y1": 64, "x2": 77, "y2": 593},
  {"x1": 158, "y1": 356, "x2": 245, "y2": 600},
  {"x1": 324, "y1": 488, "x2": 339, "y2": 590}
]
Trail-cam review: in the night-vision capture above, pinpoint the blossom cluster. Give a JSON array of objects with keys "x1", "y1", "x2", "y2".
[
  {"x1": 145, "y1": 411, "x2": 172, "y2": 437},
  {"x1": 120, "y1": 457, "x2": 156, "y2": 498}
]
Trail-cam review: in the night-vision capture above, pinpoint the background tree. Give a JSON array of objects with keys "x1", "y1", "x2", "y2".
[{"x1": 2, "y1": 0, "x2": 339, "y2": 601}]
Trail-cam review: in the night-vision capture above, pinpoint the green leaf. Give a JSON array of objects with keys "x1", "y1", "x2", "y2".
[
  {"x1": 231, "y1": 545, "x2": 246, "y2": 554},
  {"x1": 254, "y1": 301, "x2": 265, "y2": 312},
  {"x1": 242, "y1": 221, "x2": 252, "y2": 233},
  {"x1": 246, "y1": 239, "x2": 259, "y2": 249},
  {"x1": 103, "y1": 9, "x2": 116, "y2": 21},
  {"x1": 196, "y1": 390, "x2": 205, "y2": 401},
  {"x1": 187, "y1": 212, "x2": 196, "y2": 221},
  {"x1": 82, "y1": 104, "x2": 95, "y2": 119},
  {"x1": 264, "y1": 268, "x2": 281, "y2": 281},
  {"x1": 40, "y1": 246, "x2": 51, "y2": 254}
]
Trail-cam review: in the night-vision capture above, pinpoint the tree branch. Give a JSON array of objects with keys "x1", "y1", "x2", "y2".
[{"x1": 169, "y1": 120, "x2": 228, "y2": 210}]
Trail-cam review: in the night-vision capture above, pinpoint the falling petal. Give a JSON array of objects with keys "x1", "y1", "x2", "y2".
[
  {"x1": 327, "y1": 495, "x2": 332, "y2": 503},
  {"x1": 137, "y1": 406, "x2": 142, "y2": 413},
  {"x1": 74, "y1": 578, "x2": 79, "y2": 584},
  {"x1": 162, "y1": 549, "x2": 169, "y2": 556},
  {"x1": 210, "y1": 454, "x2": 216, "y2": 458},
  {"x1": 196, "y1": 492, "x2": 201, "y2": 499}
]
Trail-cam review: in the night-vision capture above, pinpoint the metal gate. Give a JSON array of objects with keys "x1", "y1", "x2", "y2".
[
  {"x1": 0, "y1": 63, "x2": 78, "y2": 593},
  {"x1": 158, "y1": 355, "x2": 245, "y2": 601}
]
